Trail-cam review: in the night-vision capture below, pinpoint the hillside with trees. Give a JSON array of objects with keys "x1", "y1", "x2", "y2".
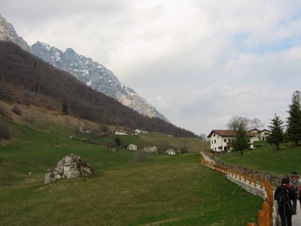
[{"x1": 0, "y1": 41, "x2": 196, "y2": 137}]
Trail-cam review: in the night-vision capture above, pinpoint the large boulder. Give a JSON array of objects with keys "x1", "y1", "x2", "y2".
[{"x1": 45, "y1": 154, "x2": 95, "y2": 184}]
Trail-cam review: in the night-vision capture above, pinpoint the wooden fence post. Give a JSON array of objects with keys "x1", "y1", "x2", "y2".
[
  {"x1": 260, "y1": 177, "x2": 263, "y2": 189},
  {"x1": 258, "y1": 210, "x2": 265, "y2": 226},
  {"x1": 249, "y1": 174, "x2": 252, "y2": 185},
  {"x1": 262, "y1": 202, "x2": 269, "y2": 226}
]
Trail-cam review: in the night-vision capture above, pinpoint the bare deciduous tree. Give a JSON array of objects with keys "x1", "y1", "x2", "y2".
[
  {"x1": 249, "y1": 118, "x2": 264, "y2": 130},
  {"x1": 227, "y1": 116, "x2": 249, "y2": 131}
]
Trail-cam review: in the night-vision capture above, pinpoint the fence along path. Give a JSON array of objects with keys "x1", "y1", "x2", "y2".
[{"x1": 200, "y1": 151, "x2": 301, "y2": 226}]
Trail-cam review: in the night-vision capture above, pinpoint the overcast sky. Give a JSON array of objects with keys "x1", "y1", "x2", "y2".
[{"x1": 2, "y1": 0, "x2": 301, "y2": 136}]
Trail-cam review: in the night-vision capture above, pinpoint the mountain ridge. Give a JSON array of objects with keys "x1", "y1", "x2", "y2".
[
  {"x1": 0, "y1": 40, "x2": 196, "y2": 137},
  {"x1": 0, "y1": 14, "x2": 168, "y2": 122}
]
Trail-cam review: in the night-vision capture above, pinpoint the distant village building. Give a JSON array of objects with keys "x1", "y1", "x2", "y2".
[
  {"x1": 166, "y1": 149, "x2": 177, "y2": 155},
  {"x1": 115, "y1": 130, "x2": 128, "y2": 135},
  {"x1": 78, "y1": 126, "x2": 92, "y2": 134},
  {"x1": 125, "y1": 144, "x2": 138, "y2": 151},
  {"x1": 143, "y1": 146, "x2": 157, "y2": 154},
  {"x1": 134, "y1": 129, "x2": 148, "y2": 135},
  {"x1": 207, "y1": 130, "x2": 256, "y2": 152}
]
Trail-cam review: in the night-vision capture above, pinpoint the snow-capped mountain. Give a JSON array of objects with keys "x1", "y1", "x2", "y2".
[
  {"x1": 31, "y1": 42, "x2": 167, "y2": 121},
  {"x1": 0, "y1": 14, "x2": 167, "y2": 121},
  {"x1": 0, "y1": 15, "x2": 31, "y2": 52}
]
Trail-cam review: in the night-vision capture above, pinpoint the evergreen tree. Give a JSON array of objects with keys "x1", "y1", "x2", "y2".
[
  {"x1": 232, "y1": 125, "x2": 250, "y2": 155},
  {"x1": 286, "y1": 90, "x2": 301, "y2": 146},
  {"x1": 267, "y1": 114, "x2": 284, "y2": 150}
]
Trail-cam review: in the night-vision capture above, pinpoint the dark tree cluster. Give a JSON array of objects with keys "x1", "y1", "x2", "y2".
[
  {"x1": 268, "y1": 90, "x2": 301, "y2": 149},
  {"x1": 0, "y1": 41, "x2": 196, "y2": 137}
]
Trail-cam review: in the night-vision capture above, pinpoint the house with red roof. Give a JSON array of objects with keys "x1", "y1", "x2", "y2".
[{"x1": 207, "y1": 129, "x2": 256, "y2": 152}]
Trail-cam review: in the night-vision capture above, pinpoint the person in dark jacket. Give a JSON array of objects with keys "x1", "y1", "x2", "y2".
[{"x1": 274, "y1": 177, "x2": 294, "y2": 226}]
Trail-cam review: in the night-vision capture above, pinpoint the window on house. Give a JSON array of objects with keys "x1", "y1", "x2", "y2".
[
  {"x1": 214, "y1": 140, "x2": 216, "y2": 143},
  {"x1": 224, "y1": 139, "x2": 227, "y2": 142}
]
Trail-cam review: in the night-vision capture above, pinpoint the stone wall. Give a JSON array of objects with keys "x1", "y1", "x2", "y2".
[{"x1": 216, "y1": 160, "x2": 282, "y2": 186}]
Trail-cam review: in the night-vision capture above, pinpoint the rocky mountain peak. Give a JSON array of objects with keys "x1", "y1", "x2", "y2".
[
  {"x1": 0, "y1": 15, "x2": 168, "y2": 122},
  {"x1": 0, "y1": 15, "x2": 31, "y2": 52}
]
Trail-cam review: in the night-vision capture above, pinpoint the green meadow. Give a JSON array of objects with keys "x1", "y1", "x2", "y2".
[
  {"x1": 215, "y1": 141, "x2": 301, "y2": 177},
  {"x1": 0, "y1": 114, "x2": 262, "y2": 226}
]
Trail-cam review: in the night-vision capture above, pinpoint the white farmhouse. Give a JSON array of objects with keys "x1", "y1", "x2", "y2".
[
  {"x1": 207, "y1": 130, "x2": 256, "y2": 152},
  {"x1": 248, "y1": 129, "x2": 270, "y2": 141},
  {"x1": 258, "y1": 129, "x2": 270, "y2": 141}
]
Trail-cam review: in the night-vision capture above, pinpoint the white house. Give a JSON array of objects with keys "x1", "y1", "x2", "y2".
[
  {"x1": 207, "y1": 130, "x2": 256, "y2": 152},
  {"x1": 134, "y1": 129, "x2": 148, "y2": 135},
  {"x1": 115, "y1": 130, "x2": 127, "y2": 135},
  {"x1": 259, "y1": 129, "x2": 270, "y2": 141},
  {"x1": 248, "y1": 129, "x2": 270, "y2": 141},
  {"x1": 248, "y1": 128, "x2": 261, "y2": 141},
  {"x1": 126, "y1": 144, "x2": 137, "y2": 151},
  {"x1": 166, "y1": 149, "x2": 176, "y2": 155}
]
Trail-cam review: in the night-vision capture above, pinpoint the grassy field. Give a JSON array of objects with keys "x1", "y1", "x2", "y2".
[
  {"x1": 0, "y1": 105, "x2": 262, "y2": 226},
  {"x1": 215, "y1": 141, "x2": 301, "y2": 177},
  {"x1": 0, "y1": 152, "x2": 263, "y2": 226}
]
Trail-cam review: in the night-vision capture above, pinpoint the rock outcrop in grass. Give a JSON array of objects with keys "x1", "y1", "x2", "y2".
[{"x1": 45, "y1": 154, "x2": 95, "y2": 184}]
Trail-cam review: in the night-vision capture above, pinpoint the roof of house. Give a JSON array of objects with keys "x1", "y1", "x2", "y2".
[
  {"x1": 207, "y1": 129, "x2": 255, "y2": 138},
  {"x1": 248, "y1": 128, "x2": 260, "y2": 132},
  {"x1": 248, "y1": 128, "x2": 271, "y2": 133},
  {"x1": 259, "y1": 129, "x2": 270, "y2": 132}
]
